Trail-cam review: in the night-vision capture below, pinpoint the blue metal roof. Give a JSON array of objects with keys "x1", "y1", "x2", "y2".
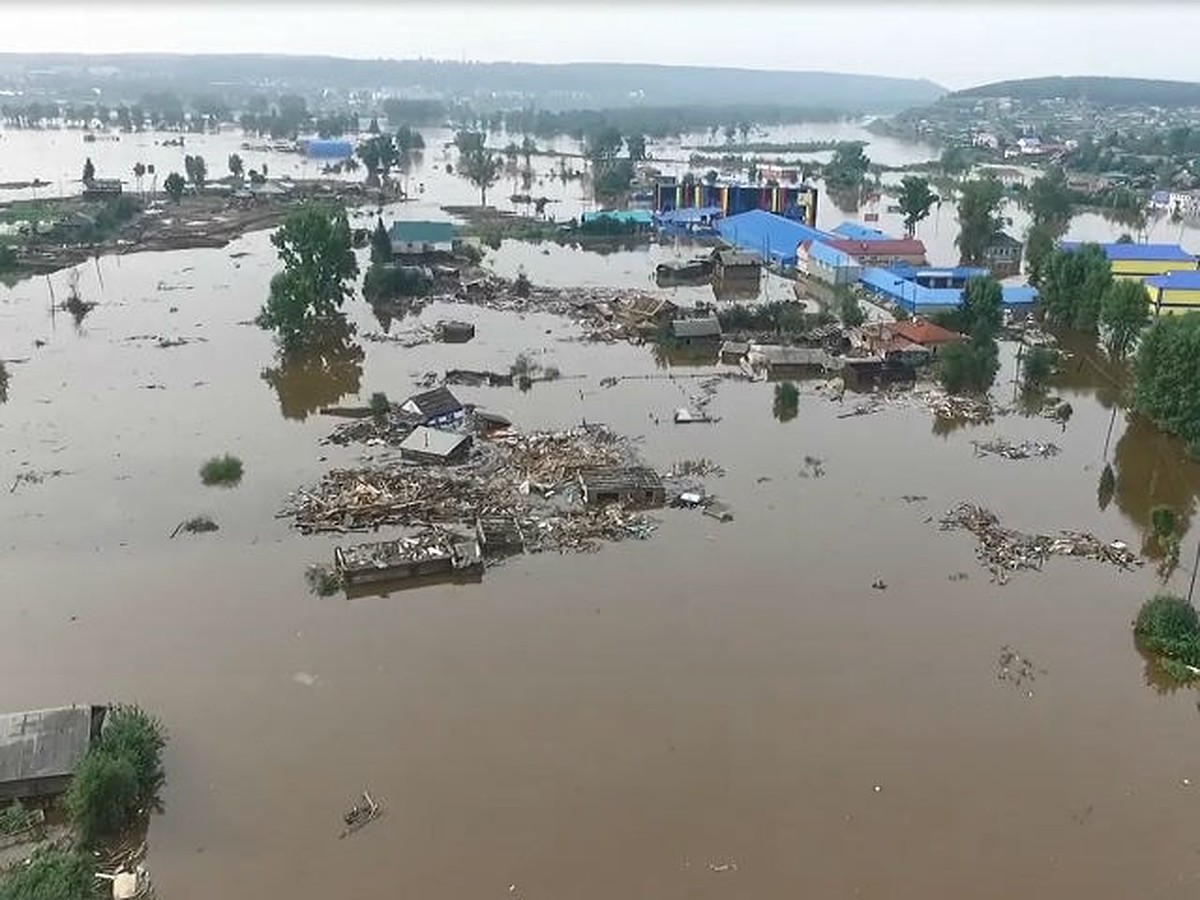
[
  {"x1": 304, "y1": 139, "x2": 353, "y2": 159},
  {"x1": 807, "y1": 240, "x2": 860, "y2": 269},
  {"x1": 833, "y1": 221, "x2": 894, "y2": 241},
  {"x1": 1060, "y1": 241, "x2": 1195, "y2": 262},
  {"x1": 857, "y1": 267, "x2": 1038, "y2": 309},
  {"x1": 714, "y1": 210, "x2": 834, "y2": 267},
  {"x1": 654, "y1": 206, "x2": 722, "y2": 225},
  {"x1": 1145, "y1": 270, "x2": 1200, "y2": 291}
]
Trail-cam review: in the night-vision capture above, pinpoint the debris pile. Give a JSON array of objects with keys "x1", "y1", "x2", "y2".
[
  {"x1": 972, "y1": 438, "x2": 1061, "y2": 460},
  {"x1": 284, "y1": 424, "x2": 660, "y2": 554},
  {"x1": 939, "y1": 502, "x2": 1140, "y2": 584},
  {"x1": 339, "y1": 791, "x2": 380, "y2": 839},
  {"x1": 997, "y1": 645, "x2": 1045, "y2": 691}
]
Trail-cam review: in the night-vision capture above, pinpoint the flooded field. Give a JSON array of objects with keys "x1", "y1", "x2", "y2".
[{"x1": 4, "y1": 127, "x2": 1200, "y2": 898}]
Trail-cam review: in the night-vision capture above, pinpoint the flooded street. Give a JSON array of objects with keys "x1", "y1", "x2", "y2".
[{"x1": 4, "y1": 131, "x2": 1200, "y2": 899}]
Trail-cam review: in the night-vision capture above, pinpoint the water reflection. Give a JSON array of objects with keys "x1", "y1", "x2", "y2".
[
  {"x1": 0, "y1": 361, "x2": 8, "y2": 403},
  {"x1": 649, "y1": 342, "x2": 718, "y2": 369},
  {"x1": 369, "y1": 296, "x2": 429, "y2": 334},
  {"x1": 1112, "y1": 414, "x2": 1200, "y2": 546},
  {"x1": 260, "y1": 325, "x2": 365, "y2": 421},
  {"x1": 1134, "y1": 637, "x2": 1193, "y2": 696},
  {"x1": 1051, "y1": 330, "x2": 1129, "y2": 410}
]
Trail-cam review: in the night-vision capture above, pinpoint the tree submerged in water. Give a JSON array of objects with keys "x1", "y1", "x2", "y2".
[
  {"x1": 773, "y1": 382, "x2": 800, "y2": 422},
  {"x1": 257, "y1": 205, "x2": 359, "y2": 352}
]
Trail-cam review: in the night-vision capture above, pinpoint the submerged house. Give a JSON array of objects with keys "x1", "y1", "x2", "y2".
[
  {"x1": 399, "y1": 427, "x2": 472, "y2": 465},
  {"x1": 1144, "y1": 270, "x2": 1200, "y2": 315},
  {"x1": 579, "y1": 467, "x2": 665, "y2": 508},
  {"x1": 796, "y1": 239, "x2": 862, "y2": 286},
  {"x1": 1, "y1": 705, "x2": 106, "y2": 801},
  {"x1": 981, "y1": 232, "x2": 1024, "y2": 278},
  {"x1": 746, "y1": 344, "x2": 840, "y2": 380},
  {"x1": 711, "y1": 248, "x2": 762, "y2": 280},
  {"x1": 389, "y1": 221, "x2": 457, "y2": 256},
  {"x1": 670, "y1": 316, "x2": 723, "y2": 346},
  {"x1": 82, "y1": 178, "x2": 122, "y2": 200},
  {"x1": 400, "y1": 386, "x2": 465, "y2": 427}
]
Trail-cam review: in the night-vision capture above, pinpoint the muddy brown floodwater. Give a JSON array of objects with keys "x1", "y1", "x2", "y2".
[{"x1": 4, "y1": 218, "x2": 1200, "y2": 899}]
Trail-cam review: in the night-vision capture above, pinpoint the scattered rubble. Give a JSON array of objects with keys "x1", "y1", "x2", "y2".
[
  {"x1": 800, "y1": 455, "x2": 826, "y2": 478},
  {"x1": 998, "y1": 645, "x2": 1045, "y2": 690},
  {"x1": 339, "y1": 791, "x2": 380, "y2": 839},
  {"x1": 972, "y1": 438, "x2": 1061, "y2": 460},
  {"x1": 284, "y1": 424, "x2": 661, "y2": 554},
  {"x1": 939, "y1": 502, "x2": 1141, "y2": 584},
  {"x1": 8, "y1": 469, "x2": 68, "y2": 492},
  {"x1": 169, "y1": 515, "x2": 218, "y2": 538}
]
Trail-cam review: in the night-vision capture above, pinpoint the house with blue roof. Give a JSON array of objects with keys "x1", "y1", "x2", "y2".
[
  {"x1": 1059, "y1": 241, "x2": 1197, "y2": 279},
  {"x1": 1144, "y1": 270, "x2": 1200, "y2": 315},
  {"x1": 713, "y1": 209, "x2": 834, "y2": 268},
  {"x1": 858, "y1": 266, "x2": 1038, "y2": 314},
  {"x1": 832, "y1": 221, "x2": 894, "y2": 242}
]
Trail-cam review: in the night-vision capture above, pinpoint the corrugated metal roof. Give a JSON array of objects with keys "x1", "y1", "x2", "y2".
[
  {"x1": 403, "y1": 386, "x2": 463, "y2": 418},
  {"x1": 672, "y1": 316, "x2": 722, "y2": 338},
  {"x1": 858, "y1": 268, "x2": 1038, "y2": 308},
  {"x1": 389, "y1": 221, "x2": 458, "y2": 244},
  {"x1": 807, "y1": 240, "x2": 861, "y2": 269},
  {"x1": 826, "y1": 237, "x2": 928, "y2": 258},
  {"x1": 833, "y1": 222, "x2": 893, "y2": 241},
  {"x1": 1060, "y1": 241, "x2": 1195, "y2": 262},
  {"x1": 714, "y1": 210, "x2": 833, "y2": 267},
  {"x1": 0, "y1": 706, "x2": 94, "y2": 786},
  {"x1": 400, "y1": 426, "x2": 471, "y2": 459},
  {"x1": 1145, "y1": 270, "x2": 1200, "y2": 290}
]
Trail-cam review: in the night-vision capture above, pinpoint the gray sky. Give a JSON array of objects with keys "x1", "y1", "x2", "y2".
[{"x1": 4, "y1": 3, "x2": 1199, "y2": 91}]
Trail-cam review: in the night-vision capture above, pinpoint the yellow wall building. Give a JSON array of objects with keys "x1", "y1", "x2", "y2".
[{"x1": 1145, "y1": 271, "x2": 1200, "y2": 315}]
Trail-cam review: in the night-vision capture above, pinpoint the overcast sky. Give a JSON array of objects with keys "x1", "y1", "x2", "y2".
[{"x1": 3, "y1": 3, "x2": 1199, "y2": 91}]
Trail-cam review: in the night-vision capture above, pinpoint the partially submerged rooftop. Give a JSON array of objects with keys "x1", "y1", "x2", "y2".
[{"x1": 0, "y1": 705, "x2": 103, "y2": 799}]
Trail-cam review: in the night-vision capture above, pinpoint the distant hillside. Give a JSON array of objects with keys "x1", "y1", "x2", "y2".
[
  {"x1": 0, "y1": 53, "x2": 945, "y2": 113},
  {"x1": 954, "y1": 76, "x2": 1200, "y2": 107}
]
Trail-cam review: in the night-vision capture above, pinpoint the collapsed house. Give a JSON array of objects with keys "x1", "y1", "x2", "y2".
[
  {"x1": 0, "y1": 705, "x2": 107, "y2": 801},
  {"x1": 579, "y1": 467, "x2": 666, "y2": 508},
  {"x1": 400, "y1": 386, "x2": 465, "y2": 427}
]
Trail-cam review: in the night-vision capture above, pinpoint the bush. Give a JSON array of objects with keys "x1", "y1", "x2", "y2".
[
  {"x1": 773, "y1": 382, "x2": 800, "y2": 422},
  {"x1": 838, "y1": 289, "x2": 865, "y2": 328},
  {"x1": 369, "y1": 391, "x2": 390, "y2": 419},
  {"x1": 0, "y1": 848, "x2": 96, "y2": 900},
  {"x1": 200, "y1": 454, "x2": 243, "y2": 486},
  {"x1": 0, "y1": 244, "x2": 16, "y2": 274},
  {"x1": 66, "y1": 750, "x2": 139, "y2": 845},
  {"x1": 938, "y1": 339, "x2": 999, "y2": 395},
  {"x1": 98, "y1": 705, "x2": 166, "y2": 802},
  {"x1": 363, "y1": 263, "x2": 431, "y2": 302},
  {"x1": 1133, "y1": 314, "x2": 1200, "y2": 456},
  {"x1": 0, "y1": 799, "x2": 34, "y2": 836},
  {"x1": 1135, "y1": 594, "x2": 1200, "y2": 670}
]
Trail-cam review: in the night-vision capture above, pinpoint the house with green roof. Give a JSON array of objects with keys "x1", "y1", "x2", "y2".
[{"x1": 389, "y1": 220, "x2": 458, "y2": 255}]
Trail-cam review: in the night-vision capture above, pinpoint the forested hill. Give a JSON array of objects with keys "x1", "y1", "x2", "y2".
[
  {"x1": 954, "y1": 76, "x2": 1200, "y2": 107},
  {"x1": 0, "y1": 54, "x2": 945, "y2": 113}
]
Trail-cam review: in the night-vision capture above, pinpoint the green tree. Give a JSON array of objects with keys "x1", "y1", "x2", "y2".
[
  {"x1": 939, "y1": 145, "x2": 971, "y2": 176},
  {"x1": 626, "y1": 133, "x2": 647, "y2": 163},
  {"x1": 132, "y1": 161, "x2": 146, "y2": 196},
  {"x1": 773, "y1": 382, "x2": 800, "y2": 422},
  {"x1": 825, "y1": 142, "x2": 869, "y2": 189},
  {"x1": 183, "y1": 154, "x2": 207, "y2": 188},
  {"x1": 395, "y1": 125, "x2": 425, "y2": 155},
  {"x1": 228, "y1": 153, "x2": 244, "y2": 181},
  {"x1": 838, "y1": 287, "x2": 865, "y2": 327},
  {"x1": 1022, "y1": 165, "x2": 1073, "y2": 236},
  {"x1": 82, "y1": 157, "x2": 95, "y2": 185},
  {"x1": 257, "y1": 205, "x2": 359, "y2": 350},
  {"x1": 1133, "y1": 313, "x2": 1200, "y2": 455},
  {"x1": 66, "y1": 751, "x2": 139, "y2": 845},
  {"x1": 584, "y1": 125, "x2": 624, "y2": 169},
  {"x1": 1024, "y1": 222, "x2": 1056, "y2": 287},
  {"x1": 1021, "y1": 346, "x2": 1057, "y2": 392},
  {"x1": 163, "y1": 171, "x2": 186, "y2": 203},
  {"x1": 0, "y1": 848, "x2": 96, "y2": 900},
  {"x1": 1039, "y1": 243, "x2": 1112, "y2": 331},
  {"x1": 960, "y1": 275, "x2": 1004, "y2": 340},
  {"x1": 370, "y1": 216, "x2": 392, "y2": 265},
  {"x1": 955, "y1": 177, "x2": 1005, "y2": 265},
  {"x1": 897, "y1": 175, "x2": 938, "y2": 237},
  {"x1": 459, "y1": 147, "x2": 502, "y2": 206},
  {"x1": 356, "y1": 134, "x2": 398, "y2": 180},
  {"x1": 1099, "y1": 278, "x2": 1151, "y2": 360},
  {"x1": 938, "y1": 276, "x2": 1003, "y2": 394}
]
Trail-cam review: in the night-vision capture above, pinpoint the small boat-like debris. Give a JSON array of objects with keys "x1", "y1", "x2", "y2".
[
  {"x1": 655, "y1": 257, "x2": 714, "y2": 285},
  {"x1": 334, "y1": 534, "x2": 483, "y2": 588}
]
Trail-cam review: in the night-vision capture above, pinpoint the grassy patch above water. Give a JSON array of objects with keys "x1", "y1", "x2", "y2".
[{"x1": 199, "y1": 454, "x2": 244, "y2": 487}]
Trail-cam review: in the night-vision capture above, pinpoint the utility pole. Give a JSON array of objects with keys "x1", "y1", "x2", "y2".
[{"x1": 1189, "y1": 537, "x2": 1200, "y2": 606}]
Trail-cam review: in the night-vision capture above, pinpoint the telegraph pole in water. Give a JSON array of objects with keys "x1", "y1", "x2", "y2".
[{"x1": 1189, "y1": 537, "x2": 1200, "y2": 606}]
